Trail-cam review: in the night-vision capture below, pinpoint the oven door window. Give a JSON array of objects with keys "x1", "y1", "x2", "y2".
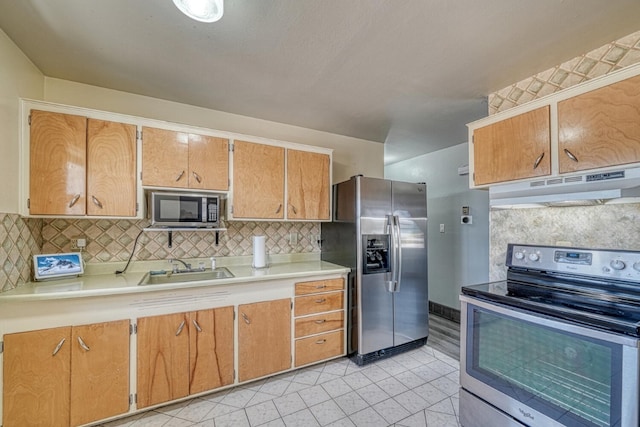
[{"x1": 467, "y1": 305, "x2": 622, "y2": 427}]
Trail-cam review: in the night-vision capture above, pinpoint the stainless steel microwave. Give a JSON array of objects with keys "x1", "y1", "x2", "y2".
[{"x1": 149, "y1": 191, "x2": 223, "y2": 228}]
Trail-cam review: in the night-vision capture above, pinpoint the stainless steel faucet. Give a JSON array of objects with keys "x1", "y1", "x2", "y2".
[{"x1": 169, "y1": 258, "x2": 192, "y2": 273}]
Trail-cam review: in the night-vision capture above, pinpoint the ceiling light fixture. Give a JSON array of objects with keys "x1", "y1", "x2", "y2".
[{"x1": 172, "y1": 0, "x2": 223, "y2": 23}]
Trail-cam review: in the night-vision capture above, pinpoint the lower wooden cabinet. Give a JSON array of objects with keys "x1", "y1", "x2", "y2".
[
  {"x1": 238, "y1": 299, "x2": 292, "y2": 382},
  {"x1": 2, "y1": 320, "x2": 130, "y2": 427},
  {"x1": 137, "y1": 306, "x2": 234, "y2": 408}
]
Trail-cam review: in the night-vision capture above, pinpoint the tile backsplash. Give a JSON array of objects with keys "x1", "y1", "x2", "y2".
[{"x1": 0, "y1": 213, "x2": 320, "y2": 292}]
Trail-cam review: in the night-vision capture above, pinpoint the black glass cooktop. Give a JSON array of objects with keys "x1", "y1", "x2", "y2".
[{"x1": 462, "y1": 271, "x2": 640, "y2": 337}]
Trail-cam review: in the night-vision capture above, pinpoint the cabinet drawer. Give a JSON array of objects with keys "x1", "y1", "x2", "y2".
[
  {"x1": 295, "y1": 330, "x2": 344, "y2": 367},
  {"x1": 295, "y1": 278, "x2": 344, "y2": 295},
  {"x1": 295, "y1": 291, "x2": 343, "y2": 316},
  {"x1": 295, "y1": 311, "x2": 344, "y2": 338}
]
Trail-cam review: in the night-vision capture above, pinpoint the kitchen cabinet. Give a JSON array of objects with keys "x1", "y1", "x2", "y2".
[
  {"x1": 142, "y1": 126, "x2": 229, "y2": 191},
  {"x1": 287, "y1": 149, "x2": 330, "y2": 220},
  {"x1": 2, "y1": 320, "x2": 130, "y2": 427},
  {"x1": 238, "y1": 299, "x2": 291, "y2": 381},
  {"x1": 137, "y1": 307, "x2": 234, "y2": 408},
  {"x1": 29, "y1": 110, "x2": 137, "y2": 216},
  {"x1": 558, "y1": 74, "x2": 640, "y2": 174},
  {"x1": 232, "y1": 140, "x2": 285, "y2": 219},
  {"x1": 472, "y1": 106, "x2": 551, "y2": 186},
  {"x1": 293, "y1": 278, "x2": 345, "y2": 367}
]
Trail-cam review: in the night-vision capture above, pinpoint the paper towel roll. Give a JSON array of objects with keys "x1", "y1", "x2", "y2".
[{"x1": 252, "y1": 235, "x2": 267, "y2": 268}]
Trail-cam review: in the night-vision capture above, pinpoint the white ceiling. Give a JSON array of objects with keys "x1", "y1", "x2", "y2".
[{"x1": 1, "y1": 1, "x2": 639, "y2": 165}]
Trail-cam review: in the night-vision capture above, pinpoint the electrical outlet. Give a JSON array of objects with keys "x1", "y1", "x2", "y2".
[
  {"x1": 70, "y1": 237, "x2": 87, "y2": 250},
  {"x1": 289, "y1": 232, "x2": 298, "y2": 245}
]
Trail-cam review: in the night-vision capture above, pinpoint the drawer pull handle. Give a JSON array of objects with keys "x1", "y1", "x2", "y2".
[
  {"x1": 532, "y1": 152, "x2": 544, "y2": 170},
  {"x1": 175, "y1": 170, "x2": 185, "y2": 181},
  {"x1": 91, "y1": 195, "x2": 104, "y2": 209},
  {"x1": 315, "y1": 285, "x2": 326, "y2": 289},
  {"x1": 314, "y1": 319, "x2": 326, "y2": 324},
  {"x1": 315, "y1": 298, "x2": 326, "y2": 304},
  {"x1": 175, "y1": 320, "x2": 186, "y2": 336},
  {"x1": 242, "y1": 312, "x2": 251, "y2": 324},
  {"x1": 564, "y1": 149, "x2": 578, "y2": 162},
  {"x1": 68, "y1": 194, "x2": 81, "y2": 208},
  {"x1": 52, "y1": 338, "x2": 66, "y2": 356},
  {"x1": 315, "y1": 339, "x2": 327, "y2": 344},
  {"x1": 77, "y1": 336, "x2": 90, "y2": 351},
  {"x1": 192, "y1": 171, "x2": 202, "y2": 183},
  {"x1": 192, "y1": 319, "x2": 202, "y2": 332}
]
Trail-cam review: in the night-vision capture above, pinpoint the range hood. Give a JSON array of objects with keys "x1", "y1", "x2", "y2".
[{"x1": 490, "y1": 167, "x2": 640, "y2": 208}]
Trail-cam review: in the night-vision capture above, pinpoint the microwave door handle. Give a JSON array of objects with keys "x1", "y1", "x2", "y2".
[{"x1": 394, "y1": 215, "x2": 402, "y2": 292}]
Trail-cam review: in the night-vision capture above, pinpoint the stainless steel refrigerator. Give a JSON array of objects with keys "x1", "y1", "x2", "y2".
[{"x1": 321, "y1": 176, "x2": 428, "y2": 365}]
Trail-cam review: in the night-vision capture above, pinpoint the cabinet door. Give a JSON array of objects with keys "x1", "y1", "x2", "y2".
[
  {"x1": 238, "y1": 299, "x2": 291, "y2": 382},
  {"x1": 3, "y1": 326, "x2": 71, "y2": 427},
  {"x1": 87, "y1": 119, "x2": 137, "y2": 216},
  {"x1": 70, "y1": 320, "x2": 130, "y2": 426},
  {"x1": 137, "y1": 313, "x2": 190, "y2": 408},
  {"x1": 473, "y1": 106, "x2": 551, "y2": 186},
  {"x1": 188, "y1": 134, "x2": 229, "y2": 191},
  {"x1": 287, "y1": 150, "x2": 330, "y2": 220},
  {"x1": 142, "y1": 127, "x2": 189, "y2": 188},
  {"x1": 233, "y1": 140, "x2": 285, "y2": 219},
  {"x1": 29, "y1": 110, "x2": 87, "y2": 215},
  {"x1": 558, "y1": 74, "x2": 640, "y2": 174},
  {"x1": 188, "y1": 307, "x2": 234, "y2": 394}
]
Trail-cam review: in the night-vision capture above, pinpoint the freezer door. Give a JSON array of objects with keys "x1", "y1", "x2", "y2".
[{"x1": 392, "y1": 181, "x2": 428, "y2": 346}]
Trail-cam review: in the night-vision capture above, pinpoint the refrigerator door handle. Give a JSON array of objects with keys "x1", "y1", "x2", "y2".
[
  {"x1": 386, "y1": 214, "x2": 398, "y2": 292},
  {"x1": 393, "y1": 215, "x2": 402, "y2": 292}
]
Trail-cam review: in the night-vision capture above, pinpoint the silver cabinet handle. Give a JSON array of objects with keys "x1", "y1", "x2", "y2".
[
  {"x1": 192, "y1": 319, "x2": 202, "y2": 332},
  {"x1": 315, "y1": 339, "x2": 327, "y2": 344},
  {"x1": 533, "y1": 152, "x2": 545, "y2": 170},
  {"x1": 564, "y1": 149, "x2": 579, "y2": 162},
  {"x1": 175, "y1": 320, "x2": 186, "y2": 336},
  {"x1": 315, "y1": 284, "x2": 326, "y2": 289},
  {"x1": 275, "y1": 203, "x2": 282, "y2": 214},
  {"x1": 175, "y1": 170, "x2": 185, "y2": 182},
  {"x1": 77, "y1": 336, "x2": 90, "y2": 351},
  {"x1": 314, "y1": 319, "x2": 326, "y2": 324},
  {"x1": 315, "y1": 298, "x2": 326, "y2": 304},
  {"x1": 68, "y1": 194, "x2": 81, "y2": 208},
  {"x1": 242, "y1": 312, "x2": 251, "y2": 324},
  {"x1": 52, "y1": 338, "x2": 66, "y2": 356},
  {"x1": 290, "y1": 204, "x2": 298, "y2": 215},
  {"x1": 91, "y1": 195, "x2": 103, "y2": 209},
  {"x1": 192, "y1": 171, "x2": 202, "y2": 183}
]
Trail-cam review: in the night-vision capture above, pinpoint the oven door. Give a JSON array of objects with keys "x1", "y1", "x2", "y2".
[{"x1": 460, "y1": 295, "x2": 639, "y2": 427}]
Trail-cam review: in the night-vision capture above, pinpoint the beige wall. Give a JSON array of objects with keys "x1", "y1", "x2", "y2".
[
  {"x1": 44, "y1": 78, "x2": 384, "y2": 184},
  {"x1": 0, "y1": 29, "x2": 44, "y2": 213}
]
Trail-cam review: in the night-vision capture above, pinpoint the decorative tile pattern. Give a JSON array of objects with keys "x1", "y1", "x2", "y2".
[
  {"x1": 41, "y1": 219, "x2": 320, "y2": 263},
  {"x1": 0, "y1": 213, "x2": 42, "y2": 292},
  {"x1": 488, "y1": 30, "x2": 640, "y2": 114}
]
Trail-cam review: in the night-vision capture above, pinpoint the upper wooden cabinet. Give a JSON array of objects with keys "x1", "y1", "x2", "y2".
[
  {"x1": 232, "y1": 140, "x2": 285, "y2": 219},
  {"x1": 558, "y1": 74, "x2": 640, "y2": 174},
  {"x1": 2, "y1": 320, "x2": 130, "y2": 427},
  {"x1": 287, "y1": 149, "x2": 330, "y2": 220},
  {"x1": 29, "y1": 110, "x2": 137, "y2": 216},
  {"x1": 141, "y1": 127, "x2": 229, "y2": 191},
  {"x1": 231, "y1": 140, "x2": 331, "y2": 220},
  {"x1": 137, "y1": 307, "x2": 234, "y2": 408},
  {"x1": 472, "y1": 106, "x2": 551, "y2": 186}
]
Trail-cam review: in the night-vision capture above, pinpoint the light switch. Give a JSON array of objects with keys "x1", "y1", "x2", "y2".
[{"x1": 439, "y1": 224, "x2": 445, "y2": 233}]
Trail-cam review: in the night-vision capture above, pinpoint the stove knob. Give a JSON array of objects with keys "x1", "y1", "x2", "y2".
[
  {"x1": 610, "y1": 260, "x2": 626, "y2": 270},
  {"x1": 528, "y1": 253, "x2": 540, "y2": 262},
  {"x1": 514, "y1": 251, "x2": 525, "y2": 260},
  {"x1": 634, "y1": 262, "x2": 640, "y2": 272}
]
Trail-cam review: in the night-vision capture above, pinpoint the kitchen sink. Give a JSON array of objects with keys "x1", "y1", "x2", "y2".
[{"x1": 138, "y1": 267, "x2": 234, "y2": 286}]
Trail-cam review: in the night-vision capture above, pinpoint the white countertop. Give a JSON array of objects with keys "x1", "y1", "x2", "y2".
[{"x1": 0, "y1": 254, "x2": 350, "y2": 302}]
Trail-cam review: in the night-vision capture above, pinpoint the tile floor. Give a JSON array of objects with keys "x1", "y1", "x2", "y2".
[{"x1": 100, "y1": 343, "x2": 461, "y2": 427}]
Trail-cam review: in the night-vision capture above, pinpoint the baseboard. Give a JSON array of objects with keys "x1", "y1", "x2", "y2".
[{"x1": 429, "y1": 301, "x2": 461, "y2": 323}]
